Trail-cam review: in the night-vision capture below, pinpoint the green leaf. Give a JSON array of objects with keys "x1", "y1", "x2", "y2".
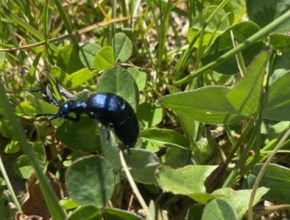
[
  {"x1": 248, "y1": 163, "x2": 290, "y2": 203},
  {"x1": 96, "y1": 67, "x2": 139, "y2": 111},
  {"x1": 123, "y1": 149, "x2": 160, "y2": 184},
  {"x1": 201, "y1": 199, "x2": 238, "y2": 220},
  {"x1": 228, "y1": 53, "x2": 268, "y2": 116},
  {"x1": 201, "y1": 22, "x2": 263, "y2": 75},
  {"x1": 79, "y1": 43, "x2": 102, "y2": 69},
  {"x1": 269, "y1": 33, "x2": 290, "y2": 53},
  {"x1": 263, "y1": 73, "x2": 290, "y2": 121},
  {"x1": 59, "y1": 197, "x2": 79, "y2": 210},
  {"x1": 127, "y1": 67, "x2": 147, "y2": 91},
  {"x1": 104, "y1": 208, "x2": 144, "y2": 220},
  {"x1": 156, "y1": 165, "x2": 216, "y2": 195},
  {"x1": 192, "y1": 137, "x2": 215, "y2": 165},
  {"x1": 94, "y1": 46, "x2": 114, "y2": 70},
  {"x1": 67, "y1": 205, "x2": 101, "y2": 220},
  {"x1": 164, "y1": 148, "x2": 191, "y2": 169},
  {"x1": 57, "y1": 117, "x2": 101, "y2": 152},
  {"x1": 137, "y1": 102, "x2": 163, "y2": 129},
  {"x1": 139, "y1": 128, "x2": 190, "y2": 148},
  {"x1": 57, "y1": 45, "x2": 84, "y2": 74},
  {"x1": 63, "y1": 68, "x2": 98, "y2": 88},
  {"x1": 186, "y1": 205, "x2": 203, "y2": 220},
  {"x1": 247, "y1": 0, "x2": 290, "y2": 33},
  {"x1": 13, "y1": 155, "x2": 33, "y2": 179},
  {"x1": 4, "y1": 139, "x2": 20, "y2": 154},
  {"x1": 66, "y1": 155, "x2": 115, "y2": 207},
  {"x1": 187, "y1": 6, "x2": 230, "y2": 47},
  {"x1": 159, "y1": 87, "x2": 246, "y2": 124},
  {"x1": 112, "y1": 33, "x2": 132, "y2": 62},
  {"x1": 213, "y1": 187, "x2": 269, "y2": 219}
]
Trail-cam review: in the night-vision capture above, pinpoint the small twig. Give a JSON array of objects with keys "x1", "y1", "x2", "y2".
[
  {"x1": 127, "y1": 193, "x2": 134, "y2": 211},
  {"x1": 0, "y1": 16, "x2": 130, "y2": 52},
  {"x1": 119, "y1": 150, "x2": 153, "y2": 220}
]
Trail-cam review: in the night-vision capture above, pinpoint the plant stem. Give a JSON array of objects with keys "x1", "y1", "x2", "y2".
[{"x1": 0, "y1": 156, "x2": 22, "y2": 211}]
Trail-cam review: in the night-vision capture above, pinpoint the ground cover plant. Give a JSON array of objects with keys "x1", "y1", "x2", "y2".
[{"x1": 1, "y1": 0, "x2": 290, "y2": 219}]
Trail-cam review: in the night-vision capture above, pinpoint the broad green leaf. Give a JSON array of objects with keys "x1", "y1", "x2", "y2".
[
  {"x1": 263, "y1": 73, "x2": 290, "y2": 121},
  {"x1": 213, "y1": 187, "x2": 269, "y2": 219},
  {"x1": 104, "y1": 208, "x2": 144, "y2": 220},
  {"x1": 127, "y1": 67, "x2": 147, "y2": 91},
  {"x1": 187, "y1": 6, "x2": 230, "y2": 47},
  {"x1": 67, "y1": 205, "x2": 101, "y2": 220},
  {"x1": 137, "y1": 102, "x2": 163, "y2": 129},
  {"x1": 201, "y1": 22, "x2": 263, "y2": 75},
  {"x1": 57, "y1": 117, "x2": 101, "y2": 152},
  {"x1": 63, "y1": 68, "x2": 97, "y2": 88},
  {"x1": 247, "y1": 0, "x2": 290, "y2": 33},
  {"x1": 159, "y1": 87, "x2": 246, "y2": 124},
  {"x1": 140, "y1": 128, "x2": 190, "y2": 148},
  {"x1": 79, "y1": 43, "x2": 102, "y2": 69},
  {"x1": 164, "y1": 148, "x2": 191, "y2": 169},
  {"x1": 66, "y1": 155, "x2": 115, "y2": 207},
  {"x1": 201, "y1": 199, "x2": 238, "y2": 220},
  {"x1": 94, "y1": 46, "x2": 114, "y2": 70},
  {"x1": 248, "y1": 163, "x2": 290, "y2": 203},
  {"x1": 228, "y1": 53, "x2": 268, "y2": 116},
  {"x1": 57, "y1": 45, "x2": 84, "y2": 74},
  {"x1": 112, "y1": 33, "x2": 132, "y2": 62},
  {"x1": 156, "y1": 165, "x2": 216, "y2": 195},
  {"x1": 96, "y1": 67, "x2": 139, "y2": 111},
  {"x1": 269, "y1": 33, "x2": 290, "y2": 53}
]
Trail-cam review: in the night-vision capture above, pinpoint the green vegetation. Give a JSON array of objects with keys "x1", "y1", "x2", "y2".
[{"x1": 1, "y1": 0, "x2": 290, "y2": 219}]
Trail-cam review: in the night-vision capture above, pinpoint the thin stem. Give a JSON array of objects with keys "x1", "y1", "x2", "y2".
[
  {"x1": 247, "y1": 127, "x2": 290, "y2": 220},
  {"x1": 119, "y1": 150, "x2": 153, "y2": 220},
  {"x1": 0, "y1": 156, "x2": 22, "y2": 211}
]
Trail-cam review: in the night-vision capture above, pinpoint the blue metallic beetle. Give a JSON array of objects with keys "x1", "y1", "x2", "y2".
[{"x1": 28, "y1": 87, "x2": 139, "y2": 151}]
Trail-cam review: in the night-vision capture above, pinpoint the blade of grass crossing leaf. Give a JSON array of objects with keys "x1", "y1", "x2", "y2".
[
  {"x1": 175, "y1": 10, "x2": 290, "y2": 85},
  {"x1": 174, "y1": 0, "x2": 230, "y2": 81},
  {"x1": 0, "y1": 82, "x2": 66, "y2": 219},
  {"x1": 53, "y1": 0, "x2": 78, "y2": 48}
]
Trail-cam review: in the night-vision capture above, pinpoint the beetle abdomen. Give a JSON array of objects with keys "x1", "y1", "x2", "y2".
[{"x1": 86, "y1": 93, "x2": 139, "y2": 148}]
